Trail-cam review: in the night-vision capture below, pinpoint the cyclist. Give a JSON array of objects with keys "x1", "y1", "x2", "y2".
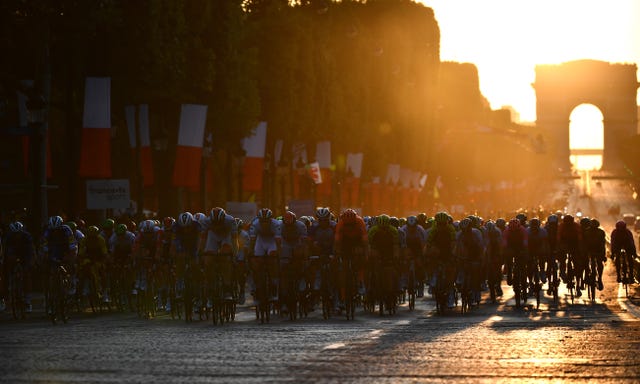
[
  {"x1": 41, "y1": 216, "x2": 78, "y2": 295},
  {"x1": 132, "y1": 219, "x2": 159, "y2": 296},
  {"x1": 610, "y1": 220, "x2": 637, "y2": 283},
  {"x1": 426, "y1": 212, "x2": 456, "y2": 308},
  {"x1": 249, "y1": 208, "x2": 282, "y2": 302},
  {"x1": 235, "y1": 218, "x2": 250, "y2": 305},
  {"x1": 308, "y1": 207, "x2": 337, "y2": 298},
  {"x1": 368, "y1": 214, "x2": 400, "y2": 313},
  {"x1": 109, "y1": 223, "x2": 136, "y2": 307},
  {"x1": 173, "y1": 212, "x2": 202, "y2": 311},
  {"x1": 502, "y1": 218, "x2": 528, "y2": 287},
  {"x1": 279, "y1": 210, "x2": 308, "y2": 313},
  {"x1": 99, "y1": 218, "x2": 116, "y2": 243},
  {"x1": 557, "y1": 214, "x2": 583, "y2": 296},
  {"x1": 455, "y1": 217, "x2": 484, "y2": 305},
  {"x1": 401, "y1": 215, "x2": 427, "y2": 297},
  {"x1": 335, "y1": 208, "x2": 368, "y2": 297},
  {"x1": 2, "y1": 221, "x2": 35, "y2": 313},
  {"x1": 156, "y1": 217, "x2": 175, "y2": 312},
  {"x1": 202, "y1": 207, "x2": 238, "y2": 303},
  {"x1": 78, "y1": 225, "x2": 109, "y2": 304},
  {"x1": 584, "y1": 218, "x2": 606, "y2": 290},
  {"x1": 526, "y1": 218, "x2": 548, "y2": 297},
  {"x1": 484, "y1": 220, "x2": 504, "y2": 298},
  {"x1": 544, "y1": 214, "x2": 560, "y2": 294}
]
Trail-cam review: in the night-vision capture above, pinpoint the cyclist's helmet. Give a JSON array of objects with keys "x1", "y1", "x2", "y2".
[
  {"x1": 484, "y1": 220, "x2": 496, "y2": 231},
  {"x1": 300, "y1": 216, "x2": 312, "y2": 228},
  {"x1": 316, "y1": 207, "x2": 331, "y2": 220},
  {"x1": 615, "y1": 220, "x2": 626, "y2": 230},
  {"x1": 115, "y1": 223, "x2": 128, "y2": 235},
  {"x1": 417, "y1": 212, "x2": 427, "y2": 224},
  {"x1": 495, "y1": 218, "x2": 506, "y2": 230},
  {"x1": 87, "y1": 225, "x2": 100, "y2": 236},
  {"x1": 434, "y1": 211, "x2": 449, "y2": 225},
  {"x1": 508, "y1": 218, "x2": 520, "y2": 230},
  {"x1": 48, "y1": 215, "x2": 63, "y2": 229},
  {"x1": 178, "y1": 212, "x2": 193, "y2": 227},
  {"x1": 283, "y1": 210, "x2": 297, "y2": 225},
  {"x1": 257, "y1": 208, "x2": 273, "y2": 222},
  {"x1": 341, "y1": 208, "x2": 357, "y2": 223},
  {"x1": 163, "y1": 217, "x2": 175, "y2": 230},
  {"x1": 377, "y1": 214, "x2": 391, "y2": 227},
  {"x1": 193, "y1": 212, "x2": 207, "y2": 226},
  {"x1": 102, "y1": 218, "x2": 115, "y2": 231},
  {"x1": 406, "y1": 215, "x2": 418, "y2": 227},
  {"x1": 515, "y1": 212, "x2": 527, "y2": 225},
  {"x1": 590, "y1": 218, "x2": 600, "y2": 228},
  {"x1": 579, "y1": 217, "x2": 591, "y2": 229},
  {"x1": 8, "y1": 221, "x2": 24, "y2": 232},
  {"x1": 235, "y1": 218, "x2": 244, "y2": 230},
  {"x1": 140, "y1": 220, "x2": 155, "y2": 233},
  {"x1": 459, "y1": 217, "x2": 471, "y2": 230},
  {"x1": 529, "y1": 218, "x2": 541, "y2": 229},
  {"x1": 65, "y1": 221, "x2": 77, "y2": 232},
  {"x1": 210, "y1": 207, "x2": 226, "y2": 223},
  {"x1": 563, "y1": 214, "x2": 574, "y2": 224},
  {"x1": 546, "y1": 214, "x2": 558, "y2": 224}
]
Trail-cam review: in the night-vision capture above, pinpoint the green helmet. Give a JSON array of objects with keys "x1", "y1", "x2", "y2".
[
  {"x1": 102, "y1": 218, "x2": 115, "y2": 230},
  {"x1": 377, "y1": 214, "x2": 390, "y2": 227},
  {"x1": 115, "y1": 223, "x2": 128, "y2": 235},
  {"x1": 434, "y1": 211, "x2": 449, "y2": 225},
  {"x1": 87, "y1": 225, "x2": 100, "y2": 236},
  {"x1": 65, "y1": 221, "x2": 77, "y2": 231}
]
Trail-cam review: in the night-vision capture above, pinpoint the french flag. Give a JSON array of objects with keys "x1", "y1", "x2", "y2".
[
  {"x1": 125, "y1": 105, "x2": 154, "y2": 186},
  {"x1": 79, "y1": 77, "x2": 111, "y2": 178},
  {"x1": 242, "y1": 121, "x2": 267, "y2": 193},
  {"x1": 172, "y1": 104, "x2": 207, "y2": 189}
]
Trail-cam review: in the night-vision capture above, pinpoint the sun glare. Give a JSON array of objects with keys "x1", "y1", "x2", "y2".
[
  {"x1": 422, "y1": 0, "x2": 640, "y2": 123},
  {"x1": 569, "y1": 104, "x2": 604, "y2": 170}
]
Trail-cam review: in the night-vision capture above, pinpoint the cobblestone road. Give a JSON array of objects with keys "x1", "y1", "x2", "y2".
[{"x1": 1, "y1": 260, "x2": 638, "y2": 384}]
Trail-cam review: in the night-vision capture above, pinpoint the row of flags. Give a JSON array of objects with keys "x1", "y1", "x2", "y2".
[{"x1": 55, "y1": 77, "x2": 440, "y2": 208}]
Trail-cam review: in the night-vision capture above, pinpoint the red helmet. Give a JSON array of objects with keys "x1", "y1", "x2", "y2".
[
  {"x1": 163, "y1": 217, "x2": 175, "y2": 230},
  {"x1": 283, "y1": 211, "x2": 297, "y2": 225},
  {"x1": 341, "y1": 208, "x2": 357, "y2": 223}
]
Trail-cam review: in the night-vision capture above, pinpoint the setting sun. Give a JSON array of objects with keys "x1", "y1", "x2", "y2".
[{"x1": 422, "y1": 0, "x2": 640, "y2": 124}]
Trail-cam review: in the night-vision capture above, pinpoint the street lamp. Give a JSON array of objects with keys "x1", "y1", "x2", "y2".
[{"x1": 26, "y1": 93, "x2": 47, "y2": 234}]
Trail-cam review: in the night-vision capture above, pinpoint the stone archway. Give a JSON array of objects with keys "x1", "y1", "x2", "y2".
[{"x1": 534, "y1": 60, "x2": 639, "y2": 171}]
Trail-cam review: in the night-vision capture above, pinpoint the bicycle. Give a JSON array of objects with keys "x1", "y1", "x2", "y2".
[
  {"x1": 46, "y1": 260, "x2": 71, "y2": 324},
  {"x1": 8, "y1": 258, "x2": 26, "y2": 320},
  {"x1": 616, "y1": 249, "x2": 633, "y2": 298},
  {"x1": 511, "y1": 250, "x2": 528, "y2": 309},
  {"x1": 584, "y1": 252, "x2": 599, "y2": 303},
  {"x1": 546, "y1": 252, "x2": 560, "y2": 306}
]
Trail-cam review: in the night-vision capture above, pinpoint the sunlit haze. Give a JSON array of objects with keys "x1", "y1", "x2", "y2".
[{"x1": 422, "y1": 0, "x2": 640, "y2": 123}]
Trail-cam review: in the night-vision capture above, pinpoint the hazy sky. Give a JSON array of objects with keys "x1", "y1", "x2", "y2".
[{"x1": 421, "y1": 0, "x2": 640, "y2": 122}]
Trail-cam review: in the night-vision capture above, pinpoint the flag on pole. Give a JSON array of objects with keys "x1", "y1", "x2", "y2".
[
  {"x1": 79, "y1": 77, "x2": 111, "y2": 178},
  {"x1": 126, "y1": 105, "x2": 154, "y2": 186},
  {"x1": 242, "y1": 121, "x2": 267, "y2": 193},
  {"x1": 308, "y1": 161, "x2": 322, "y2": 184},
  {"x1": 315, "y1": 141, "x2": 332, "y2": 197},
  {"x1": 18, "y1": 87, "x2": 52, "y2": 178},
  {"x1": 172, "y1": 104, "x2": 207, "y2": 188}
]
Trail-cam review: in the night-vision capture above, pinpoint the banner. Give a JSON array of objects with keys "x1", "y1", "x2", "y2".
[
  {"x1": 172, "y1": 104, "x2": 207, "y2": 188},
  {"x1": 79, "y1": 77, "x2": 111, "y2": 178},
  {"x1": 86, "y1": 179, "x2": 130, "y2": 209},
  {"x1": 242, "y1": 121, "x2": 267, "y2": 193},
  {"x1": 125, "y1": 104, "x2": 154, "y2": 186}
]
